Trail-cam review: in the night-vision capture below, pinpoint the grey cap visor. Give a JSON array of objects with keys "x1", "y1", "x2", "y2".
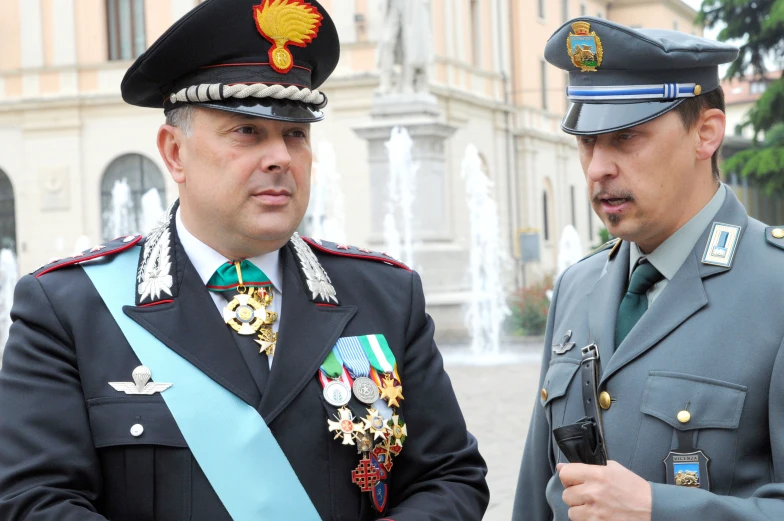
[
  {"x1": 173, "y1": 98, "x2": 325, "y2": 123},
  {"x1": 562, "y1": 98, "x2": 685, "y2": 135}
]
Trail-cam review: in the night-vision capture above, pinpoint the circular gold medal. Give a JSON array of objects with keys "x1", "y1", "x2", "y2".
[{"x1": 222, "y1": 292, "x2": 266, "y2": 335}]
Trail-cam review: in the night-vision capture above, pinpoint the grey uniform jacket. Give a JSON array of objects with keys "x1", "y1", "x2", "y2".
[{"x1": 513, "y1": 187, "x2": 784, "y2": 520}]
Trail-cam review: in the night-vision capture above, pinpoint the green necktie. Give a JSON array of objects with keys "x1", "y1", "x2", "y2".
[
  {"x1": 206, "y1": 260, "x2": 271, "y2": 294},
  {"x1": 615, "y1": 261, "x2": 664, "y2": 346}
]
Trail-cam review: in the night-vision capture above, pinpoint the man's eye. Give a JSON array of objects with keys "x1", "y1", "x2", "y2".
[
  {"x1": 618, "y1": 133, "x2": 635, "y2": 141},
  {"x1": 579, "y1": 137, "x2": 596, "y2": 145},
  {"x1": 235, "y1": 126, "x2": 256, "y2": 135},
  {"x1": 287, "y1": 129, "x2": 307, "y2": 138}
]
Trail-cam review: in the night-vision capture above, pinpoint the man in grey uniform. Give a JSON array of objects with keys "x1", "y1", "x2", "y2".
[{"x1": 512, "y1": 17, "x2": 784, "y2": 521}]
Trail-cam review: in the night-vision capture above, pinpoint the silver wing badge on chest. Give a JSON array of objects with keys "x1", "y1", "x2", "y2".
[
  {"x1": 552, "y1": 330, "x2": 576, "y2": 355},
  {"x1": 109, "y1": 365, "x2": 173, "y2": 395}
]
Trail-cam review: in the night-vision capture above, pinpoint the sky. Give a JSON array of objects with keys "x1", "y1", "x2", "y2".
[{"x1": 683, "y1": 0, "x2": 723, "y2": 41}]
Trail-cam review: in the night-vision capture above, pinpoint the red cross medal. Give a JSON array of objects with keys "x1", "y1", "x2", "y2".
[{"x1": 351, "y1": 456, "x2": 381, "y2": 492}]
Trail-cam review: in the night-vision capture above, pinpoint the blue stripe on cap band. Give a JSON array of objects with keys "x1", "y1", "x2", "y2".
[{"x1": 567, "y1": 83, "x2": 698, "y2": 101}]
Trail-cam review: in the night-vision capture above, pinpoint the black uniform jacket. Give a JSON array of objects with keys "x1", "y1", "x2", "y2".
[{"x1": 0, "y1": 210, "x2": 488, "y2": 521}]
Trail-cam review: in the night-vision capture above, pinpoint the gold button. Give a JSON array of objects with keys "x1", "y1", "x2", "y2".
[
  {"x1": 677, "y1": 410, "x2": 691, "y2": 424},
  {"x1": 772, "y1": 228, "x2": 784, "y2": 239},
  {"x1": 540, "y1": 389, "x2": 548, "y2": 401},
  {"x1": 599, "y1": 391, "x2": 612, "y2": 410},
  {"x1": 694, "y1": 84, "x2": 702, "y2": 96}
]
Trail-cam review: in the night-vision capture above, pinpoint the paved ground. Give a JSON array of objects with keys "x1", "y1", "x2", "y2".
[{"x1": 442, "y1": 342, "x2": 544, "y2": 521}]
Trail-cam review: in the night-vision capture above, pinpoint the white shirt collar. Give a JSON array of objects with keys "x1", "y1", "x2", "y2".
[{"x1": 175, "y1": 208, "x2": 283, "y2": 294}]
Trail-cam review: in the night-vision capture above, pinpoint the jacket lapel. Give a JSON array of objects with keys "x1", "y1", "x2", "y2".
[
  {"x1": 600, "y1": 251, "x2": 707, "y2": 383},
  {"x1": 587, "y1": 240, "x2": 629, "y2": 366},
  {"x1": 259, "y1": 244, "x2": 357, "y2": 423},
  {"x1": 123, "y1": 213, "x2": 262, "y2": 410},
  {"x1": 600, "y1": 186, "x2": 749, "y2": 383}
]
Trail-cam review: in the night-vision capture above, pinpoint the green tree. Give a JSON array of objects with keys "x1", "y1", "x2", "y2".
[{"x1": 699, "y1": 0, "x2": 784, "y2": 194}]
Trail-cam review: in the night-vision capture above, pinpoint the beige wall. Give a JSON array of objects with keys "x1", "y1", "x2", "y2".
[
  {"x1": 0, "y1": 0, "x2": 704, "y2": 280},
  {"x1": 609, "y1": 0, "x2": 702, "y2": 33},
  {"x1": 0, "y1": 0, "x2": 22, "y2": 71}
]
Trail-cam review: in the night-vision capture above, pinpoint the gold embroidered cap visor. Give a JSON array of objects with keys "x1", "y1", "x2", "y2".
[{"x1": 120, "y1": 0, "x2": 339, "y2": 123}]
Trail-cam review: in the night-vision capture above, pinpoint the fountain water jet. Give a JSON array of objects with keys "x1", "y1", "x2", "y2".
[
  {"x1": 556, "y1": 224, "x2": 584, "y2": 279},
  {"x1": 308, "y1": 141, "x2": 347, "y2": 243},
  {"x1": 384, "y1": 127, "x2": 417, "y2": 266},
  {"x1": 140, "y1": 187, "x2": 164, "y2": 236},
  {"x1": 461, "y1": 144, "x2": 510, "y2": 355},
  {"x1": 104, "y1": 178, "x2": 135, "y2": 240},
  {"x1": 0, "y1": 248, "x2": 18, "y2": 366}
]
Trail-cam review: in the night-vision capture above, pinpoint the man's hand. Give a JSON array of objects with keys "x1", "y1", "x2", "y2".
[{"x1": 558, "y1": 461, "x2": 652, "y2": 521}]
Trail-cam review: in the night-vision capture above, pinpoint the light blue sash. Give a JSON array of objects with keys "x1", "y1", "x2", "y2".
[{"x1": 84, "y1": 248, "x2": 321, "y2": 521}]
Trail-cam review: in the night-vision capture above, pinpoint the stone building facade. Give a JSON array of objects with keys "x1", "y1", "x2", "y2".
[{"x1": 0, "y1": 0, "x2": 703, "y2": 332}]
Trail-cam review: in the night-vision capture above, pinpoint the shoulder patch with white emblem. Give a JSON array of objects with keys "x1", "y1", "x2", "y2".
[
  {"x1": 33, "y1": 235, "x2": 143, "y2": 278},
  {"x1": 302, "y1": 237, "x2": 411, "y2": 271}
]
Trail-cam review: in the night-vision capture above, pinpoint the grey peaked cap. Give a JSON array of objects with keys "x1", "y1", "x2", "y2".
[{"x1": 544, "y1": 17, "x2": 739, "y2": 135}]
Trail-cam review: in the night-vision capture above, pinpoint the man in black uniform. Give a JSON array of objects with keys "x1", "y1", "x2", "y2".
[{"x1": 0, "y1": 1, "x2": 489, "y2": 520}]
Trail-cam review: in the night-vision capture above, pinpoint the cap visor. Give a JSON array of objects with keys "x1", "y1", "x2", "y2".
[
  {"x1": 194, "y1": 98, "x2": 324, "y2": 123},
  {"x1": 562, "y1": 99, "x2": 684, "y2": 135}
]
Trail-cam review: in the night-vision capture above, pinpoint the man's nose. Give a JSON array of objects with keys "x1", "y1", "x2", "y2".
[
  {"x1": 585, "y1": 142, "x2": 617, "y2": 183},
  {"x1": 260, "y1": 136, "x2": 292, "y2": 173}
]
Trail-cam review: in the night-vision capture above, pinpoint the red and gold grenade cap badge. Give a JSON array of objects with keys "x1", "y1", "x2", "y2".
[{"x1": 253, "y1": 0, "x2": 324, "y2": 74}]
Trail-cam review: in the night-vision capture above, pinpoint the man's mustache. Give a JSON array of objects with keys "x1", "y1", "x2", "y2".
[{"x1": 591, "y1": 189, "x2": 635, "y2": 204}]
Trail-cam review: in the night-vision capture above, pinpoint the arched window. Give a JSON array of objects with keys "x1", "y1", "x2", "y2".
[
  {"x1": 0, "y1": 170, "x2": 15, "y2": 253},
  {"x1": 101, "y1": 154, "x2": 166, "y2": 241}
]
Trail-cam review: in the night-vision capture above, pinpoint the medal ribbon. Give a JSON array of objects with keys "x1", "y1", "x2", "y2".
[
  {"x1": 358, "y1": 335, "x2": 396, "y2": 375},
  {"x1": 207, "y1": 260, "x2": 271, "y2": 293},
  {"x1": 318, "y1": 347, "x2": 354, "y2": 388},
  {"x1": 334, "y1": 337, "x2": 372, "y2": 379},
  {"x1": 320, "y1": 349, "x2": 344, "y2": 379}
]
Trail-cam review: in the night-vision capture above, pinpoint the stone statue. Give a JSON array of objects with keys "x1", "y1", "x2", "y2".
[{"x1": 377, "y1": 0, "x2": 434, "y2": 95}]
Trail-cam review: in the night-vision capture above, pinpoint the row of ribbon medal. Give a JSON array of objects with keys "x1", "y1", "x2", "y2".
[{"x1": 317, "y1": 334, "x2": 406, "y2": 512}]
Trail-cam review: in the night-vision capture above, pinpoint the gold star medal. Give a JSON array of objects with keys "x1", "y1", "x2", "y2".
[
  {"x1": 379, "y1": 375, "x2": 404, "y2": 408},
  {"x1": 254, "y1": 327, "x2": 277, "y2": 356},
  {"x1": 222, "y1": 262, "x2": 268, "y2": 335},
  {"x1": 388, "y1": 415, "x2": 407, "y2": 448},
  {"x1": 362, "y1": 408, "x2": 390, "y2": 441},
  {"x1": 327, "y1": 406, "x2": 366, "y2": 445}
]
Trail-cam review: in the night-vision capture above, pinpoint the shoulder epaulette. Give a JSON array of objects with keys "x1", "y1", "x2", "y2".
[
  {"x1": 580, "y1": 238, "x2": 621, "y2": 263},
  {"x1": 765, "y1": 226, "x2": 784, "y2": 251},
  {"x1": 302, "y1": 237, "x2": 412, "y2": 271},
  {"x1": 33, "y1": 235, "x2": 143, "y2": 278}
]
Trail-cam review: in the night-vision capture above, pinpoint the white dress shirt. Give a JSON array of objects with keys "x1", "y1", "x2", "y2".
[{"x1": 175, "y1": 209, "x2": 283, "y2": 367}]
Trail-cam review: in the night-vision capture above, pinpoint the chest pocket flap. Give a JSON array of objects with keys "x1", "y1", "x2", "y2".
[
  {"x1": 88, "y1": 397, "x2": 188, "y2": 448},
  {"x1": 640, "y1": 371, "x2": 747, "y2": 431},
  {"x1": 540, "y1": 359, "x2": 580, "y2": 407}
]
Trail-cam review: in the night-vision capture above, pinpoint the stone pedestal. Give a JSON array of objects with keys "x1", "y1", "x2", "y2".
[
  {"x1": 354, "y1": 93, "x2": 470, "y2": 342},
  {"x1": 354, "y1": 93, "x2": 456, "y2": 242}
]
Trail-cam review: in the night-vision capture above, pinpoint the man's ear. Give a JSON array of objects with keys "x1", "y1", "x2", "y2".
[
  {"x1": 695, "y1": 108, "x2": 725, "y2": 162},
  {"x1": 158, "y1": 124, "x2": 187, "y2": 184}
]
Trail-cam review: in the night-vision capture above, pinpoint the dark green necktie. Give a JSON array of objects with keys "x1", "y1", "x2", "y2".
[{"x1": 615, "y1": 261, "x2": 664, "y2": 346}]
